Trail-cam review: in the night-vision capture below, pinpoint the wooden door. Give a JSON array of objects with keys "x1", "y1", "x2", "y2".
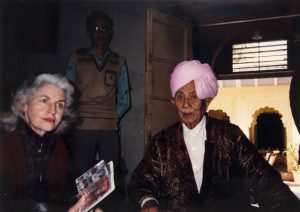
[{"x1": 145, "y1": 9, "x2": 192, "y2": 147}]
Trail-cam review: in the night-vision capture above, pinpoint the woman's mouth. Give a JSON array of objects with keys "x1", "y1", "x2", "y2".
[{"x1": 42, "y1": 118, "x2": 56, "y2": 123}]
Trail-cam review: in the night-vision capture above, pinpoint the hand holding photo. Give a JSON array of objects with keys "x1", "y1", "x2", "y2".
[{"x1": 75, "y1": 160, "x2": 115, "y2": 212}]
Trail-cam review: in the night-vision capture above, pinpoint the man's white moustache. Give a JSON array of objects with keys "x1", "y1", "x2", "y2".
[{"x1": 181, "y1": 109, "x2": 193, "y2": 113}]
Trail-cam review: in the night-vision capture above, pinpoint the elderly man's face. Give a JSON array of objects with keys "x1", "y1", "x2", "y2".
[{"x1": 172, "y1": 81, "x2": 206, "y2": 129}]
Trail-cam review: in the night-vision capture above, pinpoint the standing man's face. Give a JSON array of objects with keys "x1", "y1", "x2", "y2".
[
  {"x1": 171, "y1": 81, "x2": 207, "y2": 129},
  {"x1": 88, "y1": 19, "x2": 113, "y2": 48}
]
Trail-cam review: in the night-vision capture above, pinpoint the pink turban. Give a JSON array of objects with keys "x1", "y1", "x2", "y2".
[{"x1": 170, "y1": 60, "x2": 218, "y2": 99}]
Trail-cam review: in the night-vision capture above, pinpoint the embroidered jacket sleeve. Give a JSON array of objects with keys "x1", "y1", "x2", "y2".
[{"x1": 128, "y1": 132, "x2": 163, "y2": 208}]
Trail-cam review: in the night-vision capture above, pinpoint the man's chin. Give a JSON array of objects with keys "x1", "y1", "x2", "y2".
[
  {"x1": 181, "y1": 119, "x2": 195, "y2": 128},
  {"x1": 93, "y1": 42, "x2": 108, "y2": 48},
  {"x1": 181, "y1": 113, "x2": 194, "y2": 120}
]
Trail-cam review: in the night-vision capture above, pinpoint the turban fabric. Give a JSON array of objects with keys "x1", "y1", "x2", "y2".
[{"x1": 170, "y1": 60, "x2": 218, "y2": 99}]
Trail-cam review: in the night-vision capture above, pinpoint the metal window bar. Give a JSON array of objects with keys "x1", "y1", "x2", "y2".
[{"x1": 232, "y1": 40, "x2": 287, "y2": 72}]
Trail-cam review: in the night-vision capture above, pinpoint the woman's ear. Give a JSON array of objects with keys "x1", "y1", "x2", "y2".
[
  {"x1": 20, "y1": 102, "x2": 28, "y2": 114},
  {"x1": 18, "y1": 101, "x2": 28, "y2": 120}
]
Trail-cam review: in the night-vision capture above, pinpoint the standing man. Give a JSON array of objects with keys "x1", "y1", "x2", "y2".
[
  {"x1": 65, "y1": 11, "x2": 130, "y2": 179},
  {"x1": 129, "y1": 60, "x2": 300, "y2": 212}
]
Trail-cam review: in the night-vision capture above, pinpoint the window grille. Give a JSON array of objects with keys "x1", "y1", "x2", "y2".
[{"x1": 232, "y1": 40, "x2": 287, "y2": 72}]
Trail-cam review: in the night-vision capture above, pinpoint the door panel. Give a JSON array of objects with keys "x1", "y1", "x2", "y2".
[
  {"x1": 152, "y1": 61, "x2": 174, "y2": 98},
  {"x1": 153, "y1": 22, "x2": 187, "y2": 61},
  {"x1": 151, "y1": 99, "x2": 178, "y2": 135},
  {"x1": 145, "y1": 9, "x2": 192, "y2": 147}
]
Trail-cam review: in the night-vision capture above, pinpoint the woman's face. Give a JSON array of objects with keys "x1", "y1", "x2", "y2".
[{"x1": 22, "y1": 84, "x2": 66, "y2": 137}]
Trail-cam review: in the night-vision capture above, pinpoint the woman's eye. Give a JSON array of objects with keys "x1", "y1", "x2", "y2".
[
  {"x1": 40, "y1": 98, "x2": 48, "y2": 104},
  {"x1": 56, "y1": 102, "x2": 65, "y2": 110}
]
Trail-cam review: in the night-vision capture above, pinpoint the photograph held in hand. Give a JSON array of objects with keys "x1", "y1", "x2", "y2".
[{"x1": 75, "y1": 160, "x2": 115, "y2": 212}]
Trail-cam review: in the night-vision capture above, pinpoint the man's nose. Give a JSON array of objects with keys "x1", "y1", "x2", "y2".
[{"x1": 183, "y1": 97, "x2": 191, "y2": 107}]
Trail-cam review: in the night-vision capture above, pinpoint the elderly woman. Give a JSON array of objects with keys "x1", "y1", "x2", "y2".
[{"x1": 0, "y1": 73, "x2": 89, "y2": 211}]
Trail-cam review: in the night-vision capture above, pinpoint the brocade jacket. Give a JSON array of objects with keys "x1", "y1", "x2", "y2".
[{"x1": 129, "y1": 115, "x2": 300, "y2": 212}]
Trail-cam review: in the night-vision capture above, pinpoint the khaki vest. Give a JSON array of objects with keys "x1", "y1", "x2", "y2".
[{"x1": 75, "y1": 49, "x2": 121, "y2": 130}]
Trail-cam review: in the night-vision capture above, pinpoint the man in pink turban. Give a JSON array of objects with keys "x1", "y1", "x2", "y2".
[
  {"x1": 169, "y1": 60, "x2": 218, "y2": 129},
  {"x1": 129, "y1": 60, "x2": 300, "y2": 212}
]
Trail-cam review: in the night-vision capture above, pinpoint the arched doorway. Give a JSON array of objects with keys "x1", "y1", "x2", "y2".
[
  {"x1": 250, "y1": 107, "x2": 287, "y2": 171},
  {"x1": 256, "y1": 112, "x2": 285, "y2": 151},
  {"x1": 250, "y1": 107, "x2": 286, "y2": 150}
]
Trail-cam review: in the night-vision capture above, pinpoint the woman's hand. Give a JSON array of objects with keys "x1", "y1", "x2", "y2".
[
  {"x1": 68, "y1": 195, "x2": 86, "y2": 212},
  {"x1": 68, "y1": 195, "x2": 103, "y2": 212}
]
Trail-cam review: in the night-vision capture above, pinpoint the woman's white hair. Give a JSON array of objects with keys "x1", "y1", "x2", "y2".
[{"x1": 1, "y1": 73, "x2": 77, "y2": 134}]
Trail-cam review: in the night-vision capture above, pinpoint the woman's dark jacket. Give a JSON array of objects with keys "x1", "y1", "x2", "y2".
[
  {"x1": 0, "y1": 120, "x2": 69, "y2": 210},
  {"x1": 129, "y1": 116, "x2": 300, "y2": 211}
]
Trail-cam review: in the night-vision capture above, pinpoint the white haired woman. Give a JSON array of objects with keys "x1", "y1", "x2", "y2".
[{"x1": 0, "y1": 73, "x2": 92, "y2": 211}]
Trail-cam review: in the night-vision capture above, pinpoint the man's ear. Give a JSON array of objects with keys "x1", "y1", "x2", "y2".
[
  {"x1": 204, "y1": 98, "x2": 213, "y2": 110},
  {"x1": 87, "y1": 31, "x2": 91, "y2": 39},
  {"x1": 171, "y1": 98, "x2": 175, "y2": 105},
  {"x1": 108, "y1": 30, "x2": 114, "y2": 44},
  {"x1": 206, "y1": 98, "x2": 212, "y2": 107}
]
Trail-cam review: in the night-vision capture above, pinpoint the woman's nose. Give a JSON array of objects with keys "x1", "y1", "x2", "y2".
[{"x1": 48, "y1": 103, "x2": 57, "y2": 114}]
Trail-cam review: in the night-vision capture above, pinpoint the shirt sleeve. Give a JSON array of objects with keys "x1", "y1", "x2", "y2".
[
  {"x1": 116, "y1": 57, "x2": 130, "y2": 119},
  {"x1": 65, "y1": 53, "x2": 77, "y2": 82}
]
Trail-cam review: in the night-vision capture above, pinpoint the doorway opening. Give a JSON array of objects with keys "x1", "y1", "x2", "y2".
[
  {"x1": 250, "y1": 107, "x2": 287, "y2": 171},
  {"x1": 256, "y1": 112, "x2": 285, "y2": 151}
]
